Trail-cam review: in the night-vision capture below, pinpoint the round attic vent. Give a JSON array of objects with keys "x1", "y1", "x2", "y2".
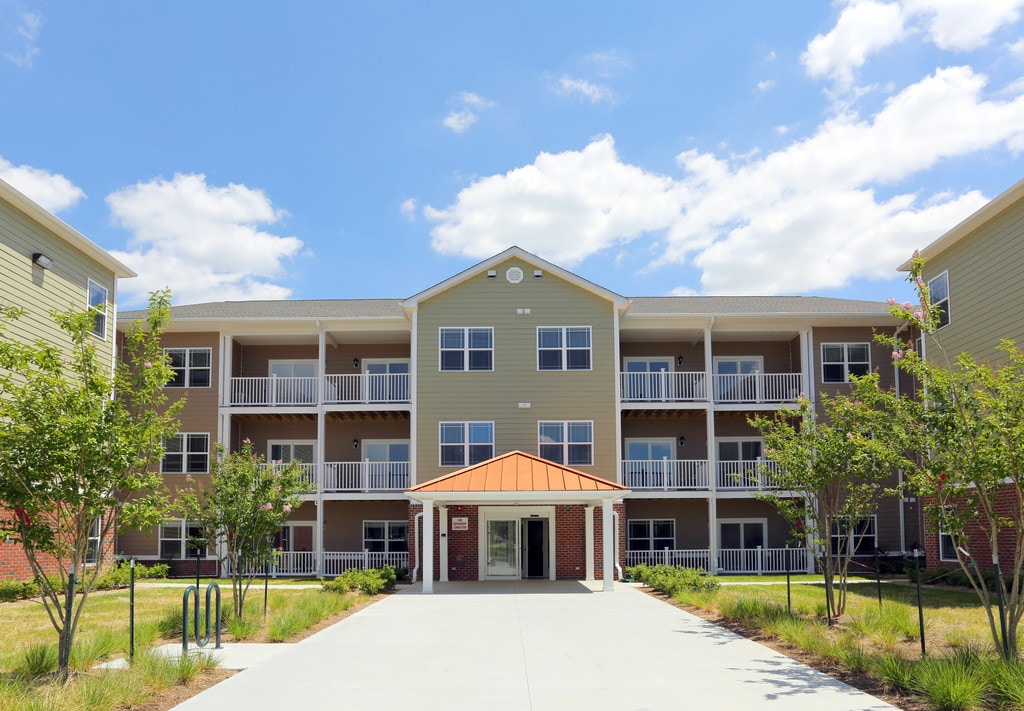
[{"x1": 506, "y1": 266, "x2": 524, "y2": 284}]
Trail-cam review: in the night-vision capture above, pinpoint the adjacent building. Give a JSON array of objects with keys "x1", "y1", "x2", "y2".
[
  {"x1": 115, "y1": 246, "x2": 920, "y2": 584},
  {"x1": 0, "y1": 177, "x2": 136, "y2": 579}
]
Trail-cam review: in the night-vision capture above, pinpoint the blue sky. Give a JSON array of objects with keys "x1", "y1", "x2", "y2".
[{"x1": 2, "y1": 1, "x2": 1023, "y2": 308}]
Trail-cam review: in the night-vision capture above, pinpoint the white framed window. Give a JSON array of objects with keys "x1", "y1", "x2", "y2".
[
  {"x1": 538, "y1": 326, "x2": 591, "y2": 371},
  {"x1": 929, "y1": 271, "x2": 950, "y2": 329},
  {"x1": 939, "y1": 522, "x2": 959, "y2": 562},
  {"x1": 538, "y1": 421, "x2": 593, "y2": 466},
  {"x1": 363, "y1": 359, "x2": 410, "y2": 401},
  {"x1": 830, "y1": 516, "x2": 877, "y2": 556},
  {"x1": 363, "y1": 521, "x2": 409, "y2": 553},
  {"x1": 165, "y1": 347, "x2": 212, "y2": 388},
  {"x1": 821, "y1": 343, "x2": 871, "y2": 383},
  {"x1": 268, "y1": 360, "x2": 318, "y2": 404},
  {"x1": 268, "y1": 440, "x2": 315, "y2": 464},
  {"x1": 159, "y1": 519, "x2": 207, "y2": 559},
  {"x1": 161, "y1": 433, "x2": 210, "y2": 474},
  {"x1": 440, "y1": 422, "x2": 494, "y2": 467},
  {"x1": 87, "y1": 279, "x2": 108, "y2": 339},
  {"x1": 627, "y1": 519, "x2": 675, "y2": 551},
  {"x1": 85, "y1": 516, "x2": 102, "y2": 565},
  {"x1": 439, "y1": 327, "x2": 493, "y2": 371}
]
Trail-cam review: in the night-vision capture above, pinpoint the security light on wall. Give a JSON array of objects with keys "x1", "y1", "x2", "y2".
[
  {"x1": 353, "y1": 358, "x2": 360, "y2": 369},
  {"x1": 32, "y1": 252, "x2": 53, "y2": 269},
  {"x1": 353, "y1": 438, "x2": 360, "y2": 449},
  {"x1": 676, "y1": 355, "x2": 684, "y2": 367},
  {"x1": 678, "y1": 436, "x2": 686, "y2": 447}
]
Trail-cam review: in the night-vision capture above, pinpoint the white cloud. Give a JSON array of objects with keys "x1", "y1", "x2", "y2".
[
  {"x1": 426, "y1": 65, "x2": 1024, "y2": 295},
  {"x1": 582, "y1": 49, "x2": 631, "y2": 77},
  {"x1": 425, "y1": 135, "x2": 684, "y2": 265},
  {"x1": 757, "y1": 79, "x2": 776, "y2": 93},
  {"x1": 0, "y1": 156, "x2": 85, "y2": 212},
  {"x1": 550, "y1": 74, "x2": 616, "y2": 104},
  {"x1": 106, "y1": 173, "x2": 302, "y2": 306},
  {"x1": 1010, "y1": 38, "x2": 1024, "y2": 56},
  {"x1": 904, "y1": 0, "x2": 1024, "y2": 50},
  {"x1": 774, "y1": 125, "x2": 791, "y2": 135},
  {"x1": 400, "y1": 197, "x2": 418, "y2": 220},
  {"x1": 802, "y1": 1, "x2": 907, "y2": 87},
  {"x1": 442, "y1": 110, "x2": 478, "y2": 133},
  {"x1": 458, "y1": 91, "x2": 495, "y2": 109},
  {"x1": 4, "y1": 11, "x2": 42, "y2": 68}
]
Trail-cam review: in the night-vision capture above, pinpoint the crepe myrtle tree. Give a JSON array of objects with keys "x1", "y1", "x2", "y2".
[
  {"x1": 177, "y1": 440, "x2": 308, "y2": 619},
  {"x1": 879, "y1": 252, "x2": 1024, "y2": 658},
  {"x1": 0, "y1": 292, "x2": 181, "y2": 679},
  {"x1": 749, "y1": 374, "x2": 919, "y2": 619}
]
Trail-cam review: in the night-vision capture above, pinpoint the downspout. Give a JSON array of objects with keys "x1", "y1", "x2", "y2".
[
  {"x1": 892, "y1": 320, "x2": 911, "y2": 555},
  {"x1": 410, "y1": 511, "x2": 424, "y2": 583},
  {"x1": 612, "y1": 509, "x2": 623, "y2": 580}
]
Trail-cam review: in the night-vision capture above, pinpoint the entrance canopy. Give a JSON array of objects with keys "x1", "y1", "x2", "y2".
[{"x1": 407, "y1": 451, "x2": 629, "y2": 593}]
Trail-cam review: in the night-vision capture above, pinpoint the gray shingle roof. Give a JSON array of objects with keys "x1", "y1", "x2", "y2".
[
  {"x1": 119, "y1": 299, "x2": 405, "y2": 321},
  {"x1": 625, "y1": 295, "x2": 890, "y2": 316}
]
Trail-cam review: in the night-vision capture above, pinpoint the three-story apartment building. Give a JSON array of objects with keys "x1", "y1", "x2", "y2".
[{"x1": 115, "y1": 247, "x2": 920, "y2": 585}]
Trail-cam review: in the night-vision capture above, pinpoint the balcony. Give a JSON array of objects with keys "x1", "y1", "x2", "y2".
[
  {"x1": 619, "y1": 371, "x2": 707, "y2": 403},
  {"x1": 625, "y1": 547, "x2": 810, "y2": 574},
  {"x1": 225, "y1": 551, "x2": 410, "y2": 577},
  {"x1": 322, "y1": 461, "x2": 410, "y2": 493},
  {"x1": 620, "y1": 459, "x2": 709, "y2": 490},
  {"x1": 712, "y1": 373, "x2": 801, "y2": 404},
  {"x1": 227, "y1": 373, "x2": 411, "y2": 407},
  {"x1": 716, "y1": 460, "x2": 781, "y2": 490},
  {"x1": 261, "y1": 463, "x2": 318, "y2": 492}
]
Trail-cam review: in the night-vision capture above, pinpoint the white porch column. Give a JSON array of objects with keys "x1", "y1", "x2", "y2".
[
  {"x1": 708, "y1": 495, "x2": 718, "y2": 574},
  {"x1": 422, "y1": 500, "x2": 434, "y2": 594},
  {"x1": 439, "y1": 506, "x2": 449, "y2": 583},
  {"x1": 601, "y1": 499, "x2": 614, "y2": 592},
  {"x1": 585, "y1": 504, "x2": 596, "y2": 581}
]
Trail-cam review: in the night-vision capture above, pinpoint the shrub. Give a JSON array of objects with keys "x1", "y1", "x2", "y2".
[
  {"x1": 0, "y1": 578, "x2": 38, "y2": 602},
  {"x1": 325, "y1": 565, "x2": 397, "y2": 596},
  {"x1": 94, "y1": 560, "x2": 170, "y2": 590},
  {"x1": 626, "y1": 564, "x2": 720, "y2": 596}
]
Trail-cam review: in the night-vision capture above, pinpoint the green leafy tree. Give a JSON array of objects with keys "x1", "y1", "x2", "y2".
[
  {"x1": 0, "y1": 292, "x2": 181, "y2": 679},
  {"x1": 880, "y1": 253, "x2": 1024, "y2": 657},
  {"x1": 750, "y1": 374, "x2": 919, "y2": 618},
  {"x1": 178, "y1": 441, "x2": 308, "y2": 619}
]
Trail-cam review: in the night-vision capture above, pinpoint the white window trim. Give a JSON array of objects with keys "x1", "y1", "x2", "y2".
[
  {"x1": 821, "y1": 342, "x2": 871, "y2": 384},
  {"x1": 267, "y1": 440, "x2": 316, "y2": 464},
  {"x1": 538, "y1": 420, "x2": 594, "y2": 466},
  {"x1": 439, "y1": 421, "x2": 495, "y2": 467},
  {"x1": 158, "y1": 518, "x2": 208, "y2": 559},
  {"x1": 938, "y1": 521, "x2": 959, "y2": 562},
  {"x1": 537, "y1": 326, "x2": 592, "y2": 371},
  {"x1": 362, "y1": 358, "x2": 411, "y2": 373},
  {"x1": 624, "y1": 437, "x2": 676, "y2": 458},
  {"x1": 928, "y1": 270, "x2": 951, "y2": 329},
  {"x1": 362, "y1": 439, "x2": 411, "y2": 461},
  {"x1": 87, "y1": 279, "x2": 108, "y2": 340},
  {"x1": 626, "y1": 518, "x2": 676, "y2": 551},
  {"x1": 161, "y1": 432, "x2": 210, "y2": 474},
  {"x1": 712, "y1": 355, "x2": 764, "y2": 373},
  {"x1": 164, "y1": 347, "x2": 212, "y2": 388},
  {"x1": 622, "y1": 357, "x2": 674, "y2": 372},
  {"x1": 717, "y1": 518, "x2": 768, "y2": 549},
  {"x1": 716, "y1": 437, "x2": 764, "y2": 456},
  {"x1": 268, "y1": 359, "x2": 319, "y2": 377},
  {"x1": 362, "y1": 520, "x2": 409, "y2": 553},
  {"x1": 830, "y1": 515, "x2": 878, "y2": 555},
  {"x1": 85, "y1": 516, "x2": 102, "y2": 566},
  {"x1": 438, "y1": 327, "x2": 494, "y2": 372}
]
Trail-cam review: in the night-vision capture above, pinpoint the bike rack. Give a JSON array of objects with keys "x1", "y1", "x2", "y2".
[{"x1": 182, "y1": 582, "x2": 222, "y2": 654}]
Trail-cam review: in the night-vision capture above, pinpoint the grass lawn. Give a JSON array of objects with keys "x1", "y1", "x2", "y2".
[{"x1": 0, "y1": 581, "x2": 374, "y2": 711}]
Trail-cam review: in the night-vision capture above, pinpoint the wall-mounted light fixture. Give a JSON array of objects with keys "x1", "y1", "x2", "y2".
[
  {"x1": 678, "y1": 436, "x2": 686, "y2": 447},
  {"x1": 353, "y1": 438, "x2": 360, "y2": 449},
  {"x1": 32, "y1": 252, "x2": 53, "y2": 270},
  {"x1": 352, "y1": 358, "x2": 360, "y2": 369},
  {"x1": 676, "y1": 355, "x2": 684, "y2": 367}
]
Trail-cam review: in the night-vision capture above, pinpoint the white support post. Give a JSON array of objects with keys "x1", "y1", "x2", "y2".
[
  {"x1": 601, "y1": 500, "x2": 614, "y2": 592},
  {"x1": 708, "y1": 496, "x2": 718, "y2": 574},
  {"x1": 439, "y1": 506, "x2": 449, "y2": 583},
  {"x1": 585, "y1": 505, "x2": 596, "y2": 581},
  {"x1": 422, "y1": 500, "x2": 434, "y2": 594}
]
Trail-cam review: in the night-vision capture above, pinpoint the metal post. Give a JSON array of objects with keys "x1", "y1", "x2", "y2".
[
  {"x1": 993, "y1": 555, "x2": 1010, "y2": 658},
  {"x1": 914, "y1": 548, "x2": 926, "y2": 657},
  {"x1": 129, "y1": 558, "x2": 136, "y2": 661},
  {"x1": 62, "y1": 564, "x2": 76, "y2": 677},
  {"x1": 785, "y1": 545, "x2": 792, "y2": 615},
  {"x1": 264, "y1": 568, "x2": 269, "y2": 619},
  {"x1": 195, "y1": 552, "x2": 201, "y2": 591},
  {"x1": 875, "y1": 548, "x2": 883, "y2": 609}
]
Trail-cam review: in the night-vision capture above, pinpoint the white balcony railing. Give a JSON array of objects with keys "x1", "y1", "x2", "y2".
[
  {"x1": 626, "y1": 549, "x2": 712, "y2": 570},
  {"x1": 620, "y1": 460, "x2": 708, "y2": 490},
  {"x1": 322, "y1": 461, "x2": 410, "y2": 493},
  {"x1": 323, "y1": 373, "x2": 410, "y2": 405},
  {"x1": 259, "y1": 463, "x2": 318, "y2": 491},
  {"x1": 717, "y1": 547, "x2": 809, "y2": 574},
  {"x1": 712, "y1": 373, "x2": 802, "y2": 404},
  {"x1": 229, "y1": 376, "x2": 318, "y2": 406},
  {"x1": 323, "y1": 551, "x2": 409, "y2": 576},
  {"x1": 716, "y1": 459, "x2": 782, "y2": 490},
  {"x1": 619, "y1": 371, "x2": 707, "y2": 403}
]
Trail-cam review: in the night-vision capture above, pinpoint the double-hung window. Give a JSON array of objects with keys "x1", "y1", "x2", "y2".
[
  {"x1": 821, "y1": 343, "x2": 871, "y2": 383},
  {"x1": 87, "y1": 279, "x2": 108, "y2": 339},
  {"x1": 537, "y1": 327, "x2": 591, "y2": 370},
  {"x1": 929, "y1": 271, "x2": 950, "y2": 329},
  {"x1": 363, "y1": 521, "x2": 409, "y2": 553},
  {"x1": 159, "y1": 519, "x2": 206, "y2": 559},
  {"x1": 165, "y1": 347, "x2": 212, "y2": 388},
  {"x1": 161, "y1": 433, "x2": 210, "y2": 473},
  {"x1": 85, "y1": 517, "x2": 102, "y2": 565},
  {"x1": 439, "y1": 422, "x2": 494, "y2": 466},
  {"x1": 439, "y1": 327, "x2": 493, "y2": 371},
  {"x1": 627, "y1": 519, "x2": 675, "y2": 551},
  {"x1": 830, "y1": 516, "x2": 877, "y2": 556},
  {"x1": 538, "y1": 421, "x2": 593, "y2": 466}
]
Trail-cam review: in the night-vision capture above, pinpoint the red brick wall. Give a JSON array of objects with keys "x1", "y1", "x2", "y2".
[
  {"x1": 1, "y1": 508, "x2": 117, "y2": 582},
  {"x1": 922, "y1": 485, "x2": 1019, "y2": 571}
]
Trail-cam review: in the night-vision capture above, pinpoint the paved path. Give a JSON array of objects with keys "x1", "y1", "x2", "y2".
[{"x1": 172, "y1": 581, "x2": 897, "y2": 711}]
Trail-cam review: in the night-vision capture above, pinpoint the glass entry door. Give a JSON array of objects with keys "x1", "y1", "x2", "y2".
[{"x1": 486, "y1": 520, "x2": 519, "y2": 578}]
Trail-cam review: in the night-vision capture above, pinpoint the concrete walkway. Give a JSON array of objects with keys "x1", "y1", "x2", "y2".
[{"x1": 172, "y1": 581, "x2": 898, "y2": 711}]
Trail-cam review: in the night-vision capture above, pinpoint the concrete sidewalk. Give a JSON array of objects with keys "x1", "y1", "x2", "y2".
[{"x1": 171, "y1": 581, "x2": 898, "y2": 711}]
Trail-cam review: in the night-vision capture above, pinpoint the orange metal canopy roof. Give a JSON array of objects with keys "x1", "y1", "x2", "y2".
[{"x1": 409, "y1": 451, "x2": 627, "y2": 494}]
